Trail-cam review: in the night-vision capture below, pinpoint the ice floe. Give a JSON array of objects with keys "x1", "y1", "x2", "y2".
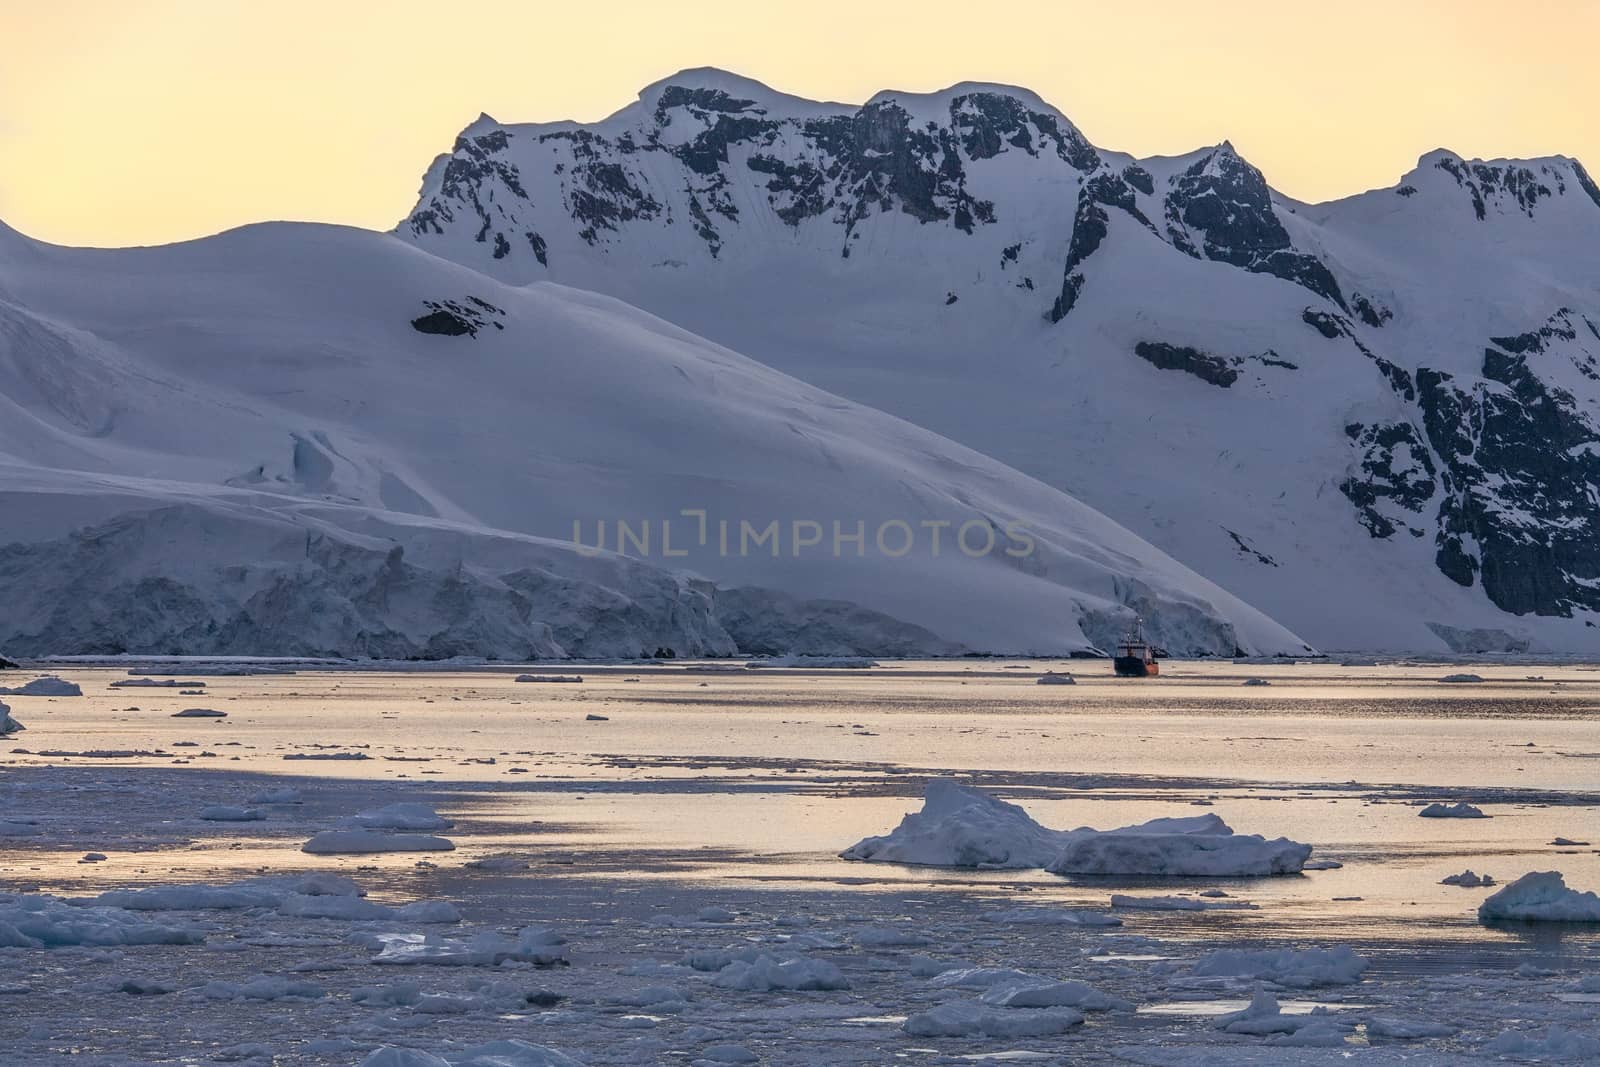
[
  {"x1": 302, "y1": 830, "x2": 455, "y2": 854},
  {"x1": 978, "y1": 979, "x2": 1132, "y2": 1011},
  {"x1": 199, "y1": 805, "x2": 264, "y2": 821},
  {"x1": 1418, "y1": 801, "x2": 1488, "y2": 818},
  {"x1": 1484, "y1": 1025, "x2": 1600, "y2": 1059},
  {"x1": 839, "y1": 779, "x2": 1067, "y2": 869},
  {"x1": 842, "y1": 780, "x2": 1313, "y2": 876},
  {"x1": 0, "y1": 893, "x2": 205, "y2": 947},
  {"x1": 514, "y1": 674, "x2": 583, "y2": 683},
  {"x1": 172, "y1": 707, "x2": 227, "y2": 718},
  {"x1": 1035, "y1": 671, "x2": 1075, "y2": 685},
  {"x1": 0, "y1": 676, "x2": 81, "y2": 696},
  {"x1": 1441, "y1": 869, "x2": 1495, "y2": 887},
  {"x1": 1190, "y1": 946, "x2": 1368, "y2": 988},
  {"x1": 369, "y1": 927, "x2": 567, "y2": 967},
  {"x1": 1478, "y1": 871, "x2": 1600, "y2": 922},
  {"x1": 903, "y1": 1000, "x2": 1085, "y2": 1037},
  {"x1": 0, "y1": 699, "x2": 23, "y2": 736},
  {"x1": 353, "y1": 803, "x2": 454, "y2": 831},
  {"x1": 709, "y1": 954, "x2": 849, "y2": 991}
]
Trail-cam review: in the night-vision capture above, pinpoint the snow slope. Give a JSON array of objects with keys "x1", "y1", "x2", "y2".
[
  {"x1": 0, "y1": 218, "x2": 1303, "y2": 658},
  {"x1": 400, "y1": 68, "x2": 1600, "y2": 652}
]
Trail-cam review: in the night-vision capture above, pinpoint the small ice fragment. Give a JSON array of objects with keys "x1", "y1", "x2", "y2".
[{"x1": 1418, "y1": 802, "x2": 1487, "y2": 818}]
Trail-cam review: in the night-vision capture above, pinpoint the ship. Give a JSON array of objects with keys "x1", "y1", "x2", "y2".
[{"x1": 1113, "y1": 615, "x2": 1159, "y2": 677}]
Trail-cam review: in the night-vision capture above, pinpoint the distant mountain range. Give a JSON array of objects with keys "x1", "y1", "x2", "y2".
[{"x1": 398, "y1": 68, "x2": 1600, "y2": 654}]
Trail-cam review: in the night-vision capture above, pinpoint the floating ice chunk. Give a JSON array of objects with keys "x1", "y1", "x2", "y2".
[
  {"x1": 1364, "y1": 1015, "x2": 1456, "y2": 1039},
  {"x1": 448, "y1": 1040, "x2": 587, "y2": 1067},
  {"x1": 200, "y1": 975, "x2": 326, "y2": 1000},
  {"x1": 110, "y1": 678, "x2": 205, "y2": 689},
  {"x1": 0, "y1": 894, "x2": 205, "y2": 947},
  {"x1": 1442, "y1": 870, "x2": 1494, "y2": 887},
  {"x1": 1242, "y1": 678, "x2": 1271, "y2": 686},
  {"x1": 856, "y1": 925, "x2": 931, "y2": 946},
  {"x1": 1484, "y1": 1026, "x2": 1600, "y2": 1059},
  {"x1": 1048, "y1": 817, "x2": 1311, "y2": 877},
  {"x1": 844, "y1": 780, "x2": 1313, "y2": 877},
  {"x1": 979, "y1": 979, "x2": 1132, "y2": 1012},
  {"x1": 466, "y1": 855, "x2": 529, "y2": 871},
  {"x1": 353, "y1": 803, "x2": 453, "y2": 831},
  {"x1": 1215, "y1": 992, "x2": 1301, "y2": 1034},
  {"x1": 1438, "y1": 673, "x2": 1485, "y2": 683},
  {"x1": 302, "y1": 830, "x2": 454, "y2": 854},
  {"x1": 1551, "y1": 837, "x2": 1590, "y2": 846},
  {"x1": 1418, "y1": 801, "x2": 1487, "y2": 818},
  {"x1": 90, "y1": 884, "x2": 280, "y2": 911},
  {"x1": 199, "y1": 805, "x2": 264, "y2": 822},
  {"x1": 979, "y1": 907, "x2": 1120, "y2": 927},
  {"x1": 0, "y1": 676, "x2": 81, "y2": 696},
  {"x1": 514, "y1": 674, "x2": 583, "y2": 683},
  {"x1": 1036, "y1": 672, "x2": 1075, "y2": 685},
  {"x1": 928, "y1": 967, "x2": 1048, "y2": 990},
  {"x1": 360, "y1": 1049, "x2": 451, "y2": 1067},
  {"x1": 839, "y1": 779, "x2": 1068, "y2": 868},
  {"x1": 710, "y1": 954, "x2": 849, "y2": 991},
  {"x1": 1191, "y1": 946, "x2": 1368, "y2": 988},
  {"x1": 0, "y1": 700, "x2": 23, "y2": 736},
  {"x1": 278, "y1": 893, "x2": 459, "y2": 923},
  {"x1": 903, "y1": 1000, "x2": 1084, "y2": 1037},
  {"x1": 584, "y1": 713, "x2": 609, "y2": 721},
  {"x1": 1110, "y1": 894, "x2": 1255, "y2": 911},
  {"x1": 1267, "y1": 1018, "x2": 1354, "y2": 1047},
  {"x1": 372, "y1": 927, "x2": 566, "y2": 967},
  {"x1": 1479, "y1": 872, "x2": 1600, "y2": 923},
  {"x1": 172, "y1": 707, "x2": 226, "y2": 718}
]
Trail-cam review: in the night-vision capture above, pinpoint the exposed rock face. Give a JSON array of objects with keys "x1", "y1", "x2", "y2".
[{"x1": 1411, "y1": 315, "x2": 1600, "y2": 616}]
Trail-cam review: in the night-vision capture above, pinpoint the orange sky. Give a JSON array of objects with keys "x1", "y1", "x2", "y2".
[{"x1": 3, "y1": 0, "x2": 1593, "y2": 247}]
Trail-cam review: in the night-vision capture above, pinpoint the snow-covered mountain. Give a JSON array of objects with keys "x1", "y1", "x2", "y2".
[
  {"x1": 0, "y1": 218, "x2": 1304, "y2": 659},
  {"x1": 400, "y1": 68, "x2": 1600, "y2": 653}
]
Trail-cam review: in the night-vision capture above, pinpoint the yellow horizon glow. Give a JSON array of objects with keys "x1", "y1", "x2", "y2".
[{"x1": 3, "y1": 0, "x2": 1594, "y2": 248}]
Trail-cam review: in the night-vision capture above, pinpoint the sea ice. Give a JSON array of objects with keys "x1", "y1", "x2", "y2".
[
  {"x1": 1438, "y1": 673, "x2": 1485, "y2": 683},
  {"x1": 0, "y1": 700, "x2": 23, "y2": 736},
  {"x1": 1441, "y1": 870, "x2": 1494, "y2": 887},
  {"x1": 839, "y1": 779, "x2": 1067, "y2": 869},
  {"x1": 1364, "y1": 1015, "x2": 1457, "y2": 1039},
  {"x1": 1047, "y1": 816, "x2": 1312, "y2": 877},
  {"x1": 1190, "y1": 946, "x2": 1368, "y2": 987},
  {"x1": 302, "y1": 830, "x2": 455, "y2": 854},
  {"x1": 1036, "y1": 672, "x2": 1075, "y2": 685},
  {"x1": 354, "y1": 803, "x2": 454, "y2": 831},
  {"x1": 0, "y1": 676, "x2": 81, "y2": 696},
  {"x1": 709, "y1": 954, "x2": 850, "y2": 991},
  {"x1": 514, "y1": 674, "x2": 583, "y2": 683},
  {"x1": 1478, "y1": 872, "x2": 1600, "y2": 922},
  {"x1": 371, "y1": 927, "x2": 566, "y2": 967},
  {"x1": 199, "y1": 805, "x2": 264, "y2": 821},
  {"x1": 0, "y1": 894, "x2": 205, "y2": 947},
  {"x1": 842, "y1": 781, "x2": 1311, "y2": 876},
  {"x1": 978, "y1": 979, "x2": 1132, "y2": 1011},
  {"x1": 172, "y1": 708, "x2": 227, "y2": 718},
  {"x1": 1418, "y1": 801, "x2": 1487, "y2": 818},
  {"x1": 1484, "y1": 1026, "x2": 1600, "y2": 1059},
  {"x1": 902, "y1": 1000, "x2": 1085, "y2": 1037}
]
